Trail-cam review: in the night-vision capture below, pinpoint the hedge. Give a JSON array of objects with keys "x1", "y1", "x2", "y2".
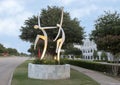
[{"x1": 62, "y1": 59, "x2": 120, "y2": 75}]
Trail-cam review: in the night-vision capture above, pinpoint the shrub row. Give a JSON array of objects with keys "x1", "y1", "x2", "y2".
[
  {"x1": 33, "y1": 58, "x2": 58, "y2": 65},
  {"x1": 62, "y1": 59, "x2": 120, "y2": 75}
]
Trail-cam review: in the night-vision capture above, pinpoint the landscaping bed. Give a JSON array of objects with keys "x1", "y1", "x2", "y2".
[{"x1": 11, "y1": 60, "x2": 99, "y2": 85}]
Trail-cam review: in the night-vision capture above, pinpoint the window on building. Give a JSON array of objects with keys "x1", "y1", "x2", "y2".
[{"x1": 91, "y1": 49, "x2": 92, "y2": 52}]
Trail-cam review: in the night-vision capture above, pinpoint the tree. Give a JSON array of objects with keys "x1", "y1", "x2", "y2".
[
  {"x1": 91, "y1": 11, "x2": 120, "y2": 55},
  {"x1": 28, "y1": 44, "x2": 38, "y2": 57},
  {"x1": 7, "y1": 48, "x2": 19, "y2": 55},
  {"x1": 101, "y1": 51, "x2": 108, "y2": 61},
  {"x1": 91, "y1": 11, "x2": 120, "y2": 75},
  {"x1": 0, "y1": 43, "x2": 19, "y2": 56},
  {"x1": 64, "y1": 44, "x2": 82, "y2": 56},
  {"x1": 0, "y1": 43, "x2": 6, "y2": 55},
  {"x1": 20, "y1": 6, "x2": 84, "y2": 55},
  {"x1": 93, "y1": 50, "x2": 99, "y2": 60},
  {"x1": 0, "y1": 44, "x2": 5, "y2": 53},
  {"x1": 20, "y1": 52, "x2": 28, "y2": 56}
]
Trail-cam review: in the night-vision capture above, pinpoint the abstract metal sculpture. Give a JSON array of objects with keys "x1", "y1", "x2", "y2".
[
  {"x1": 34, "y1": 13, "x2": 57, "y2": 60},
  {"x1": 34, "y1": 8, "x2": 65, "y2": 64},
  {"x1": 53, "y1": 8, "x2": 65, "y2": 64}
]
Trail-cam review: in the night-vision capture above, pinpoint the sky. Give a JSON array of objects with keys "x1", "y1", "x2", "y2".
[{"x1": 0, "y1": 0, "x2": 120, "y2": 54}]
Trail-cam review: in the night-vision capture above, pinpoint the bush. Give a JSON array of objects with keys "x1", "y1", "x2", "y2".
[
  {"x1": 33, "y1": 58, "x2": 57, "y2": 65},
  {"x1": 64, "y1": 59, "x2": 120, "y2": 75},
  {"x1": 101, "y1": 51, "x2": 108, "y2": 61},
  {"x1": 60, "y1": 59, "x2": 70, "y2": 64}
]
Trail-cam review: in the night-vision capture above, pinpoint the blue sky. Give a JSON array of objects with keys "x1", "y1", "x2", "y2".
[{"x1": 0, "y1": 0, "x2": 120, "y2": 54}]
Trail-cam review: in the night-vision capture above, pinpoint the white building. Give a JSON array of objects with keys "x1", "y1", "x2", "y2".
[
  {"x1": 74, "y1": 38, "x2": 113, "y2": 61},
  {"x1": 75, "y1": 38, "x2": 97, "y2": 60}
]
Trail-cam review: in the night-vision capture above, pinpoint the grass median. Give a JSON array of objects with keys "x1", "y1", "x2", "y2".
[{"x1": 11, "y1": 60, "x2": 100, "y2": 85}]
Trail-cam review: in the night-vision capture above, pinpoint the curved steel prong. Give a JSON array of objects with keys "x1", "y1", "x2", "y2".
[
  {"x1": 53, "y1": 8, "x2": 64, "y2": 41},
  {"x1": 53, "y1": 8, "x2": 65, "y2": 64},
  {"x1": 56, "y1": 38, "x2": 63, "y2": 64},
  {"x1": 34, "y1": 12, "x2": 57, "y2": 60},
  {"x1": 38, "y1": 13, "x2": 57, "y2": 30},
  {"x1": 34, "y1": 34, "x2": 47, "y2": 60},
  {"x1": 40, "y1": 35, "x2": 47, "y2": 60},
  {"x1": 38, "y1": 12, "x2": 41, "y2": 27},
  {"x1": 34, "y1": 35, "x2": 40, "y2": 50},
  {"x1": 53, "y1": 27, "x2": 61, "y2": 41},
  {"x1": 41, "y1": 26, "x2": 57, "y2": 29},
  {"x1": 60, "y1": 7, "x2": 63, "y2": 26}
]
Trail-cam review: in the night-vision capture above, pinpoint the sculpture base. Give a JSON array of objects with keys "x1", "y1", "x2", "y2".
[{"x1": 28, "y1": 63, "x2": 70, "y2": 80}]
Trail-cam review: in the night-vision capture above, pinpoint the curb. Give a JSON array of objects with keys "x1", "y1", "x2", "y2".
[{"x1": 8, "y1": 71, "x2": 14, "y2": 85}]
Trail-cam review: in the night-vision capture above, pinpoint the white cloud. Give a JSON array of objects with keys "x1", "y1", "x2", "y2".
[
  {"x1": 0, "y1": 0, "x2": 24, "y2": 15},
  {"x1": 60, "y1": 0, "x2": 75, "y2": 5},
  {"x1": 0, "y1": 0, "x2": 33, "y2": 36},
  {"x1": 0, "y1": 19, "x2": 18, "y2": 35},
  {"x1": 70, "y1": 4, "x2": 98, "y2": 19},
  {"x1": 86, "y1": 0, "x2": 118, "y2": 3}
]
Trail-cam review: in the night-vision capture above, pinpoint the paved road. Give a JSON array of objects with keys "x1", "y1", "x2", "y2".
[
  {"x1": 71, "y1": 65, "x2": 120, "y2": 85},
  {"x1": 0, "y1": 57, "x2": 29, "y2": 85}
]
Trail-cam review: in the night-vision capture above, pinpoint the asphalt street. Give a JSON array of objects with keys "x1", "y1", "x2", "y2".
[{"x1": 0, "y1": 56, "x2": 28, "y2": 85}]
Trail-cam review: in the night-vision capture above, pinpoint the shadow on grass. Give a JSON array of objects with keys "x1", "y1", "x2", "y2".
[{"x1": 11, "y1": 60, "x2": 100, "y2": 85}]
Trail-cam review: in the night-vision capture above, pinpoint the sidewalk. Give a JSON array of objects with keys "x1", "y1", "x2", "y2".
[{"x1": 71, "y1": 65, "x2": 120, "y2": 85}]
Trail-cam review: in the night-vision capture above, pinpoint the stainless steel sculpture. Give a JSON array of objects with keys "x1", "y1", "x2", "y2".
[
  {"x1": 34, "y1": 8, "x2": 65, "y2": 63},
  {"x1": 34, "y1": 13, "x2": 57, "y2": 60},
  {"x1": 53, "y1": 8, "x2": 65, "y2": 64}
]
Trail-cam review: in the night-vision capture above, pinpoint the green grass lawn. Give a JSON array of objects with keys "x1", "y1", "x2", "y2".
[{"x1": 11, "y1": 60, "x2": 100, "y2": 85}]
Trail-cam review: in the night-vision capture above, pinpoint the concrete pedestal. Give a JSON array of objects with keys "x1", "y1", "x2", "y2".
[{"x1": 28, "y1": 63, "x2": 70, "y2": 79}]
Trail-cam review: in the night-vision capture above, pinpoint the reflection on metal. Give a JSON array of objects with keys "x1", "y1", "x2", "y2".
[
  {"x1": 34, "y1": 8, "x2": 65, "y2": 64},
  {"x1": 34, "y1": 13, "x2": 57, "y2": 60},
  {"x1": 53, "y1": 8, "x2": 65, "y2": 64}
]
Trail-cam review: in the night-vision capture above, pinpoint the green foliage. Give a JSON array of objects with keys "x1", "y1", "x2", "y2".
[
  {"x1": 0, "y1": 43, "x2": 19, "y2": 56},
  {"x1": 0, "y1": 43, "x2": 6, "y2": 54},
  {"x1": 64, "y1": 59, "x2": 120, "y2": 76},
  {"x1": 64, "y1": 44, "x2": 82, "y2": 56},
  {"x1": 101, "y1": 51, "x2": 108, "y2": 61},
  {"x1": 20, "y1": 52, "x2": 28, "y2": 56},
  {"x1": 33, "y1": 58, "x2": 57, "y2": 65},
  {"x1": 91, "y1": 11, "x2": 120, "y2": 38},
  {"x1": 75, "y1": 55, "x2": 82, "y2": 58},
  {"x1": 115, "y1": 53, "x2": 120, "y2": 59},
  {"x1": 7, "y1": 48, "x2": 19, "y2": 55},
  {"x1": 67, "y1": 48, "x2": 81, "y2": 55},
  {"x1": 93, "y1": 50, "x2": 99, "y2": 60},
  {"x1": 60, "y1": 58, "x2": 70, "y2": 64},
  {"x1": 28, "y1": 44, "x2": 38, "y2": 56},
  {"x1": 91, "y1": 11, "x2": 120, "y2": 55},
  {"x1": 20, "y1": 6, "x2": 84, "y2": 55},
  {"x1": 95, "y1": 35, "x2": 120, "y2": 55}
]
